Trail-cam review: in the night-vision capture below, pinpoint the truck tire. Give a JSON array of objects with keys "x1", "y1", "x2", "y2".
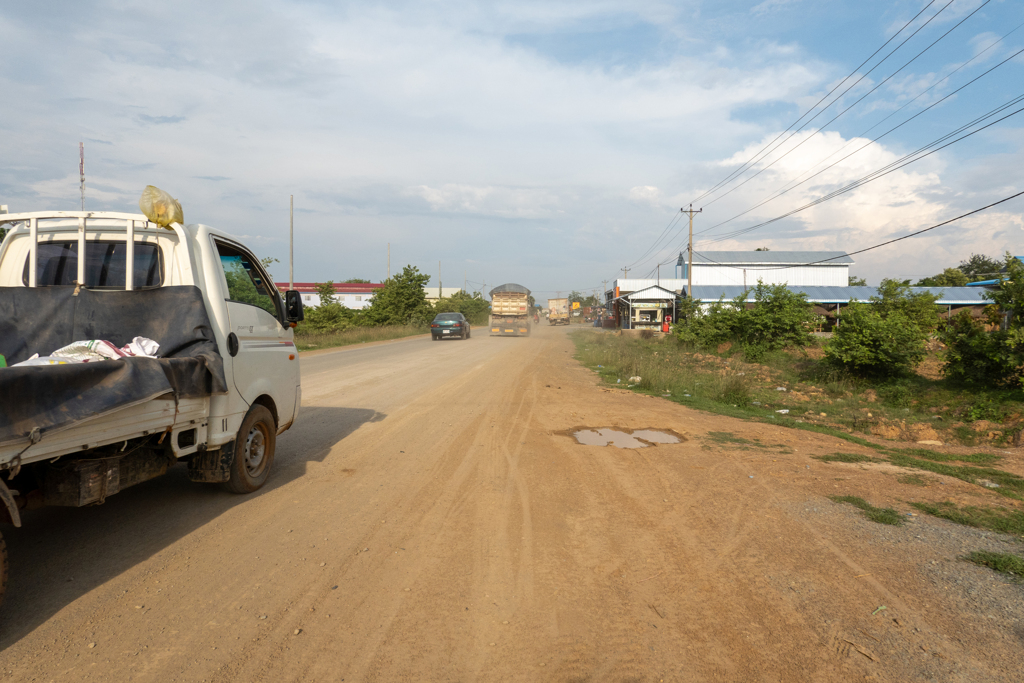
[
  {"x1": 0, "y1": 530, "x2": 7, "y2": 608},
  {"x1": 226, "y1": 404, "x2": 276, "y2": 494}
]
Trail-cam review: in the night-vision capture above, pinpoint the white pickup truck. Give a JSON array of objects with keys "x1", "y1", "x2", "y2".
[{"x1": 0, "y1": 211, "x2": 305, "y2": 606}]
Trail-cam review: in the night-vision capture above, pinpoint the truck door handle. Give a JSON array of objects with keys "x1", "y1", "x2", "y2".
[{"x1": 228, "y1": 333, "x2": 239, "y2": 357}]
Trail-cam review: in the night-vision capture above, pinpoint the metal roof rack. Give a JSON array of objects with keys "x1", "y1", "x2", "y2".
[{"x1": 0, "y1": 211, "x2": 185, "y2": 290}]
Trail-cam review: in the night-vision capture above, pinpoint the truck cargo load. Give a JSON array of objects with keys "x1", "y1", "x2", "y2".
[
  {"x1": 489, "y1": 283, "x2": 531, "y2": 337},
  {"x1": 547, "y1": 298, "x2": 569, "y2": 325}
]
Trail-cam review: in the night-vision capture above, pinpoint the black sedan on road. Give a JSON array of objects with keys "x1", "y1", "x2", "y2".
[{"x1": 431, "y1": 312, "x2": 471, "y2": 340}]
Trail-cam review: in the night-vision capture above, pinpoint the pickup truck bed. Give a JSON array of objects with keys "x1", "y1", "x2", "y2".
[{"x1": 0, "y1": 284, "x2": 226, "y2": 467}]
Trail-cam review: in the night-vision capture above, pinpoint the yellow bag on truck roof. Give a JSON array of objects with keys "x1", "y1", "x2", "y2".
[{"x1": 139, "y1": 185, "x2": 183, "y2": 228}]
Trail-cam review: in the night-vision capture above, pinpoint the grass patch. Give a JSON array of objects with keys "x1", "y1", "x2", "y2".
[
  {"x1": 888, "y1": 454, "x2": 1024, "y2": 500},
  {"x1": 295, "y1": 324, "x2": 427, "y2": 352},
  {"x1": 897, "y1": 474, "x2": 929, "y2": 486},
  {"x1": 706, "y1": 431, "x2": 754, "y2": 446},
  {"x1": 814, "y1": 452, "x2": 877, "y2": 464},
  {"x1": 910, "y1": 501, "x2": 1024, "y2": 537},
  {"x1": 965, "y1": 551, "x2": 1024, "y2": 579},
  {"x1": 889, "y1": 448, "x2": 1001, "y2": 465},
  {"x1": 830, "y1": 495, "x2": 904, "y2": 526}
]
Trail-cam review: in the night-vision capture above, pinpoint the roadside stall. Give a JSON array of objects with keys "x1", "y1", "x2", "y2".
[{"x1": 614, "y1": 285, "x2": 678, "y2": 330}]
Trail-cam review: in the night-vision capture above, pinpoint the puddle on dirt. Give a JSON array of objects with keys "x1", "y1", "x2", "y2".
[{"x1": 572, "y1": 428, "x2": 681, "y2": 448}]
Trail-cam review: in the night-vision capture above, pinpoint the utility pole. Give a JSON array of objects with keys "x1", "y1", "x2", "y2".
[
  {"x1": 387, "y1": 243, "x2": 390, "y2": 281},
  {"x1": 79, "y1": 143, "x2": 85, "y2": 210},
  {"x1": 621, "y1": 267, "x2": 630, "y2": 279},
  {"x1": 438, "y1": 261, "x2": 441, "y2": 300},
  {"x1": 289, "y1": 195, "x2": 294, "y2": 290},
  {"x1": 681, "y1": 204, "x2": 702, "y2": 298}
]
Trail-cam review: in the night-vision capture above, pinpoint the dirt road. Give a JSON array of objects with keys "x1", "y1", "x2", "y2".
[{"x1": 1, "y1": 324, "x2": 1022, "y2": 681}]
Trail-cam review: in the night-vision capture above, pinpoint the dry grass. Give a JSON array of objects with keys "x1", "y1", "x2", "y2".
[{"x1": 295, "y1": 325, "x2": 427, "y2": 352}]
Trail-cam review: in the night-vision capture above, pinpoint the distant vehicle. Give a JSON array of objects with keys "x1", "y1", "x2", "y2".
[
  {"x1": 548, "y1": 298, "x2": 569, "y2": 325},
  {"x1": 489, "y1": 284, "x2": 531, "y2": 336},
  {"x1": 431, "y1": 312, "x2": 471, "y2": 340}
]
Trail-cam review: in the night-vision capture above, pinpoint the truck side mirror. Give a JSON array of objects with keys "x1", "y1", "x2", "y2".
[{"x1": 285, "y1": 290, "x2": 305, "y2": 323}]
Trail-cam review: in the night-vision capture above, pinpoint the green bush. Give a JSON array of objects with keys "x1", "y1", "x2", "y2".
[
  {"x1": 871, "y1": 279, "x2": 940, "y2": 331},
  {"x1": 737, "y1": 282, "x2": 815, "y2": 355},
  {"x1": 362, "y1": 265, "x2": 433, "y2": 327},
  {"x1": 434, "y1": 290, "x2": 491, "y2": 325},
  {"x1": 824, "y1": 304, "x2": 927, "y2": 377},
  {"x1": 674, "y1": 280, "x2": 814, "y2": 358},
  {"x1": 940, "y1": 254, "x2": 1024, "y2": 387}
]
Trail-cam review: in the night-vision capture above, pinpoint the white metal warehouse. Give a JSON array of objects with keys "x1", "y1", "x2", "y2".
[{"x1": 606, "y1": 251, "x2": 854, "y2": 302}]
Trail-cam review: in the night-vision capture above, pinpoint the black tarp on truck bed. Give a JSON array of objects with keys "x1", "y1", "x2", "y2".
[{"x1": 0, "y1": 286, "x2": 227, "y2": 446}]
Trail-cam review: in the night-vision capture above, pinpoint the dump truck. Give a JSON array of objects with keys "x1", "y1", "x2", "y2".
[
  {"x1": 489, "y1": 283, "x2": 531, "y2": 337},
  {"x1": 0, "y1": 209, "x2": 306, "y2": 607},
  {"x1": 547, "y1": 298, "x2": 569, "y2": 325}
]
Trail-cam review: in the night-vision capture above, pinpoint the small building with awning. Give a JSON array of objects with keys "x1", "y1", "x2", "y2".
[{"x1": 613, "y1": 285, "x2": 679, "y2": 330}]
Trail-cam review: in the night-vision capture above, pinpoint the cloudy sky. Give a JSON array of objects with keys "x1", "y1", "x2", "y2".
[{"x1": 1, "y1": 0, "x2": 1022, "y2": 294}]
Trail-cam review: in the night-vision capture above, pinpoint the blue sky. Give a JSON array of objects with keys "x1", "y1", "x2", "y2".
[{"x1": 1, "y1": 0, "x2": 1021, "y2": 294}]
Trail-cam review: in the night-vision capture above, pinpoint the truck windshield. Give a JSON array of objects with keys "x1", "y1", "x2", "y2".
[{"x1": 23, "y1": 241, "x2": 162, "y2": 288}]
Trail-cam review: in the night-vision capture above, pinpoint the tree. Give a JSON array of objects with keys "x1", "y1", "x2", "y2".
[
  {"x1": 916, "y1": 268, "x2": 968, "y2": 287},
  {"x1": 958, "y1": 253, "x2": 1001, "y2": 281},
  {"x1": 362, "y1": 265, "x2": 432, "y2": 326},
  {"x1": 260, "y1": 256, "x2": 280, "y2": 270},
  {"x1": 734, "y1": 282, "x2": 815, "y2": 360},
  {"x1": 870, "y1": 279, "x2": 940, "y2": 332},
  {"x1": 825, "y1": 278, "x2": 938, "y2": 376},
  {"x1": 848, "y1": 275, "x2": 867, "y2": 286},
  {"x1": 297, "y1": 281, "x2": 353, "y2": 333},
  {"x1": 755, "y1": 247, "x2": 770, "y2": 251},
  {"x1": 315, "y1": 281, "x2": 337, "y2": 306},
  {"x1": 941, "y1": 254, "x2": 1024, "y2": 387},
  {"x1": 434, "y1": 290, "x2": 491, "y2": 324},
  {"x1": 825, "y1": 304, "x2": 927, "y2": 377},
  {"x1": 343, "y1": 278, "x2": 371, "y2": 283},
  {"x1": 673, "y1": 280, "x2": 813, "y2": 360}
]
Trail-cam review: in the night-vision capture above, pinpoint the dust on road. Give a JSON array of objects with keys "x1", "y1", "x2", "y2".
[{"x1": 1, "y1": 324, "x2": 1022, "y2": 682}]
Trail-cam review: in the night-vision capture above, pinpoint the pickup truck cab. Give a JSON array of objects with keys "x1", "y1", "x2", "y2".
[{"x1": 0, "y1": 211, "x2": 304, "y2": 606}]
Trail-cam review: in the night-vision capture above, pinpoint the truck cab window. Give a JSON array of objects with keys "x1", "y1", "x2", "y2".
[
  {"x1": 23, "y1": 241, "x2": 163, "y2": 288},
  {"x1": 215, "y1": 241, "x2": 279, "y2": 318}
]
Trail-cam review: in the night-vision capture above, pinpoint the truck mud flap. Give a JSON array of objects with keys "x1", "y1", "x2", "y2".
[
  {"x1": 44, "y1": 449, "x2": 174, "y2": 507},
  {"x1": 187, "y1": 442, "x2": 234, "y2": 483}
]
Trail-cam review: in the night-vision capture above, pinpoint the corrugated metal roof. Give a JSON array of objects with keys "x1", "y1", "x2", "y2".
[
  {"x1": 620, "y1": 286, "x2": 677, "y2": 301},
  {"x1": 689, "y1": 285, "x2": 989, "y2": 306},
  {"x1": 692, "y1": 251, "x2": 854, "y2": 265}
]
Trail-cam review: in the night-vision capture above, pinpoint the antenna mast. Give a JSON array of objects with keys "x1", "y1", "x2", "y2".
[{"x1": 79, "y1": 142, "x2": 85, "y2": 210}]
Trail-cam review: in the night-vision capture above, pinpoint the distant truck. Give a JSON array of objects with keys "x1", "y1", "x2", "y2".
[
  {"x1": 547, "y1": 298, "x2": 569, "y2": 325},
  {"x1": 489, "y1": 284, "x2": 531, "y2": 337}
]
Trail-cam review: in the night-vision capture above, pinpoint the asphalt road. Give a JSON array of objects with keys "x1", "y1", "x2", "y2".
[{"x1": 1, "y1": 322, "x2": 1022, "y2": 682}]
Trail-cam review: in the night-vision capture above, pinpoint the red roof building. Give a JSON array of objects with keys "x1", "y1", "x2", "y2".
[{"x1": 278, "y1": 282, "x2": 384, "y2": 309}]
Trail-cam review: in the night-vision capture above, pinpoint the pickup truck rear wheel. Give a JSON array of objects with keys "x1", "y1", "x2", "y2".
[{"x1": 227, "y1": 405, "x2": 276, "y2": 494}]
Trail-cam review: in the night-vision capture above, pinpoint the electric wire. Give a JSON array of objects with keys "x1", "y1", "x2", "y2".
[
  {"x1": 624, "y1": 0, "x2": 945, "y2": 275},
  {"x1": 693, "y1": 41, "x2": 1024, "y2": 241},
  {"x1": 698, "y1": 95, "x2": 1024, "y2": 246},
  {"x1": 699, "y1": 0, "x2": 992, "y2": 210},
  {"x1": 631, "y1": 0, "x2": 971, "y2": 275},
  {"x1": 691, "y1": 190, "x2": 1024, "y2": 275},
  {"x1": 687, "y1": 0, "x2": 943, "y2": 207}
]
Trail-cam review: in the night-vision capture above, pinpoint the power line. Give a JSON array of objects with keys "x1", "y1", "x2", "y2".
[
  {"x1": 688, "y1": 0, "x2": 948, "y2": 207},
  {"x1": 700, "y1": 0, "x2": 991, "y2": 211},
  {"x1": 694, "y1": 44, "x2": 1024, "y2": 242},
  {"x1": 693, "y1": 190, "x2": 1024, "y2": 273},
  {"x1": 696, "y1": 94, "x2": 1024, "y2": 246}
]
